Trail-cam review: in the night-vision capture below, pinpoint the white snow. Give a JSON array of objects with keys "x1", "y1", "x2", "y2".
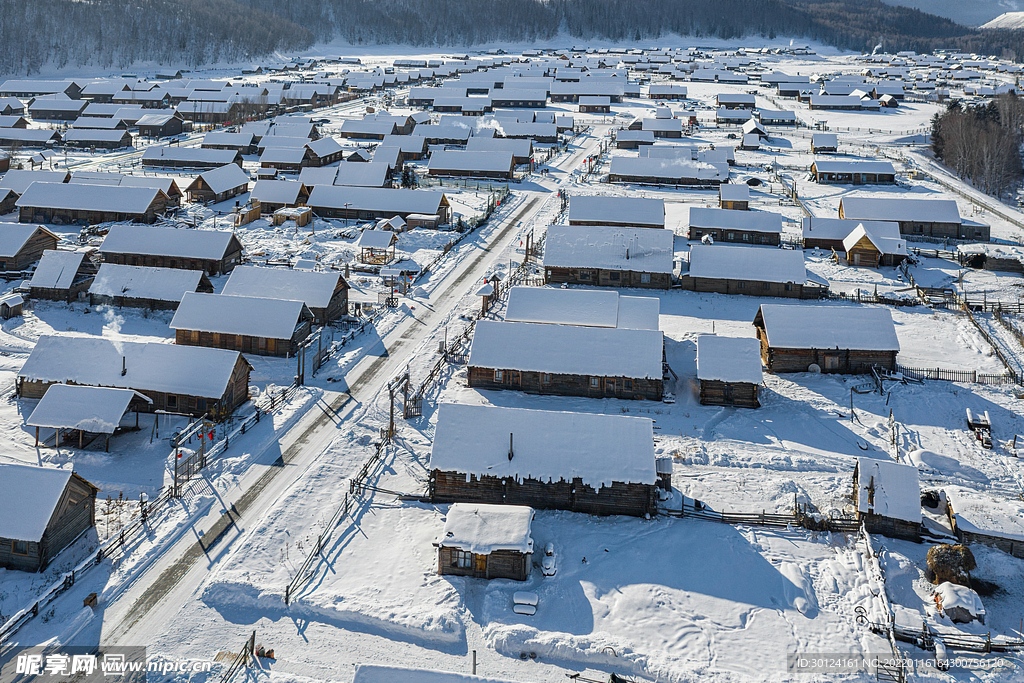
[
  {"x1": 855, "y1": 457, "x2": 921, "y2": 523},
  {"x1": 542, "y1": 224, "x2": 675, "y2": 274},
  {"x1": 99, "y1": 225, "x2": 236, "y2": 260},
  {"x1": 89, "y1": 263, "x2": 205, "y2": 302},
  {"x1": 696, "y1": 335, "x2": 763, "y2": 384},
  {"x1": 0, "y1": 462, "x2": 72, "y2": 542},
  {"x1": 222, "y1": 265, "x2": 344, "y2": 309},
  {"x1": 686, "y1": 243, "x2": 810, "y2": 284},
  {"x1": 353, "y1": 665, "x2": 520, "y2": 683},
  {"x1": 756, "y1": 303, "x2": 900, "y2": 351},
  {"x1": 170, "y1": 292, "x2": 309, "y2": 339},
  {"x1": 439, "y1": 504, "x2": 535, "y2": 555},
  {"x1": 934, "y1": 581, "x2": 985, "y2": 620},
  {"x1": 26, "y1": 384, "x2": 149, "y2": 434},
  {"x1": 567, "y1": 195, "x2": 665, "y2": 228}
]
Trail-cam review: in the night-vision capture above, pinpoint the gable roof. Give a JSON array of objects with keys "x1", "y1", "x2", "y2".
[
  {"x1": 307, "y1": 186, "x2": 447, "y2": 214},
  {"x1": 840, "y1": 196, "x2": 961, "y2": 224},
  {"x1": 89, "y1": 264, "x2": 207, "y2": 302},
  {"x1": 543, "y1": 224, "x2": 674, "y2": 274},
  {"x1": 170, "y1": 292, "x2": 311, "y2": 339},
  {"x1": 222, "y1": 266, "x2": 345, "y2": 309},
  {"x1": 686, "y1": 244, "x2": 810, "y2": 284},
  {"x1": 568, "y1": 195, "x2": 664, "y2": 227},
  {"x1": 0, "y1": 224, "x2": 58, "y2": 258},
  {"x1": 688, "y1": 207, "x2": 783, "y2": 234},
  {"x1": 29, "y1": 250, "x2": 88, "y2": 290},
  {"x1": 0, "y1": 170, "x2": 70, "y2": 195},
  {"x1": 754, "y1": 304, "x2": 899, "y2": 351},
  {"x1": 16, "y1": 182, "x2": 163, "y2": 214},
  {"x1": 250, "y1": 179, "x2": 306, "y2": 205},
  {"x1": 0, "y1": 463, "x2": 73, "y2": 542},
  {"x1": 439, "y1": 503, "x2": 534, "y2": 554},
  {"x1": 99, "y1": 225, "x2": 237, "y2": 260},
  {"x1": 27, "y1": 384, "x2": 149, "y2": 434},
  {"x1": 855, "y1": 457, "x2": 920, "y2": 523},
  {"x1": 194, "y1": 164, "x2": 249, "y2": 194}
]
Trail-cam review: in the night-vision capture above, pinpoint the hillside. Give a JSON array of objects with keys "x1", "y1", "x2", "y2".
[
  {"x1": 983, "y1": 11, "x2": 1024, "y2": 29},
  {"x1": 0, "y1": 0, "x2": 1022, "y2": 74},
  {"x1": 880, "y1": 0, "x2": 1019, "y2": 29}
]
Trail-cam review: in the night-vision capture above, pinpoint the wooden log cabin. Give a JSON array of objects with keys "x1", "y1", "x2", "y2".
[
  {"x1": 436, "y1": 504, "x2": 534, "y2": 581},
  {"x1": 222, "y1": 265, "x2": 349, "y2": 324},
  {"x1": 17, "y1": 183, "x2": 168, "y2": 225},
  {"x1": 810, "y1": 160, "x2": 896, "y2": 185},
  {"x1": 719, "y1": 183, "x2": 749, "y2": 210},
  {"x1": 543, "y1": 224, "x2": 674, "y2": 289},
  {"x1": 679, "y1": 244, "x2": 827, "y2": 299},
  {"x1": 0, "y1": 464, "x2": 99, "y2": 572},
  {"x1": 184, "y1": 164, "x2": 250, "y2": 204},
  {"x1": 567, "y1": 195, "x2": 665, "y2": 229},
  {"x1": 28, "y1": 250, "x2": 97, "y2": 302},
  {"x1": 853, "y1": 458, "x2": 922, "y2": 541},
  {"x1": 467, "y1": 320, "x2": 664, "y2": 401},
  {"x1": 687, "y1": 207, "x2": 783, "y2": 246},
  {"x1": 98, "y1": 225, "x2": 244, "y2": 276},
  {"x1": 839, "y1": 196, "x2": 989, "y2": 242},
  {"x1": 88, "y1": 263, "x2": 213, "y2": 310},
  {"x1": 429, "y1": 403, "x2": 661, "y2": 517},
  {"x1": 841, "y1": 224, "x2": 908, "y2": 267},
  {"x1": 18, "y1": 335, "x2": 253, "y2": 418},
  {"x1": 0, "y1": 224, "x2": 59, "y2": 271},
  {"x1": 753, "y1": 303, "x2": 899, "y2": 374},
  {"x1": 697, "y1": 335, "x2": 763, "y2": 408},
  {"x1": 307, "y1": 186, "x2": 452, "y2": 224},
  {"x1": 170, "y1": 292, "x2": 314, "y2": 357}
]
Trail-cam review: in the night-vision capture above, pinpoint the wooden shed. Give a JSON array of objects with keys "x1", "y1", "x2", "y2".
[
  {"x1": 429, "y1": 403, "x2": 659, "y2": 517},
  {"x1": 842, "y1": 223, "x2": 907, "y2": 267},
  {"x1": 18, "y1": 335, "x2": 252, "y2": 418},
  {"x1": 0, "y1": 224, "x2": 59, "y2": 270},
  {"x1": 436, "y1": 504, "x2": 534, "y2": 581},
  {"x1": 0, "y1": 464, "x2": 99, "y2": 572},
  {"x1": 467, "y1": 320, "x2": 664, "y2": 401},
  {"x1": 356, "y1": 230, "x2": 398, "y2": 264},
  {"x1": 753, "y1": 304, "x2": 899, "y2": 374},
  {"x1": 170, "y1": 292, "x2": 314, "y2": 357},
  {"x1": 853, "y1": 458, "x2": 922, "y2": 540},
  {"x1": 719, "y1": 184, "x2": 750, "y2": 210},
  {"x1": 696, "y1": 335, "x2": 762, "y2": 408}
]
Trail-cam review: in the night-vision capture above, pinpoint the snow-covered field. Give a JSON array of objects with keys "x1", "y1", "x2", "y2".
[{"x1": 3, "y1": 44, "x2": 1024, "y2": 683}]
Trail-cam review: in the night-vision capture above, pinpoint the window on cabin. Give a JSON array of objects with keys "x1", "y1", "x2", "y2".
[
  {"x1": 609, "y1": 272, "x2": 620, "y2": 281},
  {"x1": 785, "y1": 283, "x2": 793, "y2": 291},
  {"x1": 605, "y1": 379, "x2": 616, "y2": 393},
  {"x1": 541, "y1": 373, "x2": 551, "y2": 384},
  {"x1": 590, "y1": 377, "x2": 600, "y2": 389},
  {"x1": 738, "y1": 282, "x2": 746, "y2": 289},
  {"x1": 742, "y1": 233, "x2": 751, "y2": 242},
  {"x1": 452, "y1": 549, "x2": 473, "y2": 568},
  {"x1": 726, "y1": 232, "x2": 735, "y2": 240},
  {"x1": 763, "y1": 282, "x2": 771, "y2": 290},
  {"x1": 640, "y1": 273, "x2": 651, "y2": 284},
  {"x1": 12, "y1": 540, "x2": 29, "y2": 555},
  {"x1": 624, "y1": 379, "x2": 633, "y2": 391},
  {"x1": 494, "y1": 370, "x2": 504, "y2": 382},
  {"x1": 578, "y1": 270, "x2": 591, "y2": 281}
]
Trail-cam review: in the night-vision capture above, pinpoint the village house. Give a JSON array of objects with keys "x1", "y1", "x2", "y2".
[
  {"x1": 69, "y1": 172, "x2": 184, "y2": 209},
  {"x1": 696, "y1": 335, "x2": 763, "y2": 408},
  {"x1": 504, "y1": 286, "x2": 660, "y2": 330},
  {"x1": 28, "y1": 96, "x2": 88, "y2": 120},
  {"x1": 201, "y1": 131, "x2": 256, "y2": 153},
  {"x1": 649, "y1": 84, "x2": 687, "y2": 100},
  {"x1": 18, "y1": 335, "x2": 252, "y2": 418},
  {"x1": 304, "y1": 137, "x2": 346, "y2": 166},
  {"x1": 608, "y1": 157, "x2": 726, "y2": 186},
  {"x1": 642, "y1": 117, "x2": 683, "y2": 138},
  {"x1": 0, "y1": 464, "x2": 99, "y2": 572},
  {"x1": 249, "y1": 180, "x2": 310, "y2": 214},
  {"x1": 436, "y1": 503, "x2": 534, "y2": 581},
  {"x1": 0, "y1": 293, "x2": 23, "y2": 319},
  {"x1": 17, "y1": 183, "x2": 168, "y2": 225},
  {"x1": 716, "y1": 93, "x2": 755, "y2": 109},
  {"x1": 62, "y1": 128, "x2": 133, "y2": 149},
  {"x1": 98, "y1": 225, "x2": 242, "y2": 276},
  {"x1": 184, "y1": 164, "x2": 250, "y2": 204},
  {"x1": 170, "y1": 292, "x2": 314, "y2": 357},
  {"x1": 810, "y1": 160, "x2": 896, "y2": 184},
  {"x1": 142, "y1": 146, "x2": 242, "y2": 170},
  {"x1": 838, "y1": 196, "x2": 989, "y2": 241},
  {"x1": 852, "y1": 458, "x2": 922, "y2": 540},
  {"x1": 427, "y1": 150, "x2": 515, "y2": 180},
  {"x1": 28, "y1": 249, "x2": 98, "y2": 302},
  {"x1": 0, "y1": 170, "x2": 71, "y2": 198},
  {"x1": 429, "y1": 403, "x2": 660, "y2": 517},
  {"x1": 259, "y1": 146, "x2": 315, "y2": 173},
  {"x1": 578, "y1": 95, "x2": 611, "y2": 113},
  {"x1": 467, "y1": 320, "x2": 664, "y2": 400},
  {"x1": 464, "y1": 136, "x2": 533, "y2": 165},
  {"x1": 801, "y1": 217, "x2": 898, "y2": 252},
  {"x1": 0, "y1": 96, "x2": 26, "y2": 115},
  {"x1": 543, "y1": 224, "x2": 674, "y2": 288},
  {"x1": 88, "y1": 263, "x2": 213, "y2": 310},
  {"x1": 307, "y1": 187, "x2": 452, "y2": 224},
  {"x1": 135, "y1": 112, "x2": 187, "y2": 138},
  {"x1": 681, "y1": 244, "x2": 827, "y2": 299},
  {"x1": 753, "y1": 303, "x2": 900, "y2": 374},
  {"x1": 567, "y1": 195, "x2": 665, "y2": 229},
  {"x1": 841, "y1": 223, "x2": 908, "y2": 267},
  {"x1": 719, "y1": 184, "x2": 749, "y2": 210},
  {"x1": 811, "y1": 133, "x2": 838, "y2": 153},
  {"x1": 222, "y1": 266, "x2": 349, "y2": 324},
  {"x1": 615, "y1": 129, "x2": 656, "y2": 149},
  {"x1": 687, "y1": 207, "x2": 783, "y2": 245},
  {"x1": 0, "y1": 224, "x2": 59, "y2": 270}
]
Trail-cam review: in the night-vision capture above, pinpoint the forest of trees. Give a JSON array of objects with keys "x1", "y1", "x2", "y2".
[
  {"x1": 3, "y1": 0, "x2": 1024, "y2": 75},
  {"x1": 931, "y1": 95, "x2": 1024, "y2": 198}
]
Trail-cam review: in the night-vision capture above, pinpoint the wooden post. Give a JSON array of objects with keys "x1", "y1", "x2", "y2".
[{"x1": 35, "y1": 426, "x2": 39, "y2": 447}]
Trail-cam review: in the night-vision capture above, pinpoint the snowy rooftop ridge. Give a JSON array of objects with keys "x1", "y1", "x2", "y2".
[
  {"x1": 543, "y1": 224, "x2": 675, "y2": 273},
  {"x1": 0, "y1": 463, "x2": 74, "y2": 542},
  {"x1": 439, "y1": 503, "x2": 534, "y2": 555},
  {"x1": 855, "y1": 457, "x2": 920, "y2": 523},
  {"x1": 430, "y1": 403, "x2": 657, "y2": 489}
]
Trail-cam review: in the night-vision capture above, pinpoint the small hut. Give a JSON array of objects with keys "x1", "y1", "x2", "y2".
[
  {"x1": 852, "y1": 458, "x2": 922, "y2": 540},
  {"x1": 436, "y1": 504, "x2": 534, "y2": 581},
  {"x1": 356, "y1": 230, "x2": 398, "y2": 264},
  {"x1": 26, "y1": 384, "x2": 152, "y2": 451},
  {"x1": 696, "y1": 335, "x2": 763, "y2": 408},
  {"x1": 0, "y1": 293, "x2": 24, "y2": 319}
]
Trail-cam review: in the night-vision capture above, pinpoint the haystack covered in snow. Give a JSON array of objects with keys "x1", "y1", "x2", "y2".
[
  {"x1": 436, "y1": 503, "x2": 534, "y2": 581},
  {"x1": 853, "y1": 457, "x2": 922, "y2": 540},
  {"x1": 0, "y1": 463, "x2": 99, "y2": 572},
  {"x1": 753, "y1": 304, "x2": 899, "y2": 374},
  {"x1": 543, "y1": 224, "x2": 674, "y2": 289},
  {"x1": 697, "y1": 335, "x2": 763, "y2": 408},
  {"x1": 467, "y1": 320, "x2": 664, "y2": 401},
  {"x1": 933, "y1": 581, "x2": 985, "y2": 624},
  {"x1": 429, "y1": 403, "x2": 658, "y2": 517}
]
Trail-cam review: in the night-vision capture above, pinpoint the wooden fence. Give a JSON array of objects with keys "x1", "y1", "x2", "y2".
[
  {"x1": 895, "y1": 363, "x2": 1016, "y2": 386},
  {"x1": 667, "y1": 499, "x2": 860, "y2": 533},
  {"x1": 963, "y1": 307, "x2": 1023, "y2": 383},
  {"x1": 219, "y1": 631, "x2": 256, "y2": 683}
]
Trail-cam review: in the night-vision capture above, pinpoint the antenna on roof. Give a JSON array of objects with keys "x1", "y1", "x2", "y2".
[{"x1": 508, "y1": 432, "x2": 514, "y2": 461}]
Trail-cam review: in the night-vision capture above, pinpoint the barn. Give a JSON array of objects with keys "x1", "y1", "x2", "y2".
[
  {"x1": 0, "y1": 464, "x2": 99, "y2": 572},
  {"x1": 680, "y1": 244, "x2": 827, "y2": 299},
  {"x1": 852, "y1": 458, "x2": 922, "y2": 540},
  {"x1": 467, "y1": 320, "x2": 664, "y2": 401},
  {"x1": 687, "y1": 207, "x2": 783, "y2": 245},
  {"x1": 436, "y1": 503, "x2": 534, "y2": 581},
  {"x1": 170, "y1": 292, "x2": 314, "y2": 357},
  {"x1": 696, "y1": 335, "x2": 763, "y2": 408},
  {"x1": 98, "y1": 225, "x2": 244, "y2": 276},
  {"x1": 18, "y1": 335, "x2": 252, "y2": 418},
  {"x1": 429, "y1": 403, "x2": 660, "y2": 517},
  {"x1": 222, "y1": 265, "x2": 349, "y2": 324},
  {"x1": 0, "y1": 224, "x2": 59, "y2": 270},
  {"x1": 753, "y1": 304, "x2": 900, "y2": 374},
  {"x1": 543, "y1": 224, "x2": 675, "y2": 289},
  {"x1": 839, "y1": 196, "x2": 989, "y2": 241}
]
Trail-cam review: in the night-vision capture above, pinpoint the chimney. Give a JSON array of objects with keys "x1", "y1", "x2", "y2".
[
  {"x1": 122, "y1": 356, "x2": 127, "y2": 376},
  {"x1": 508, "y1": 432, "x2": 514, "y2": 461}
]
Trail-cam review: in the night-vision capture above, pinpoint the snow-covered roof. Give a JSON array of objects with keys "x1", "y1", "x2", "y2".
[
  {"x1": 170, "y1": 292, "x2": 311, "y2": 339},
  {"x1": 811, "y1": 133, "x2": 838, "y2": 147},
  {"x1": 142, "y1": 146, "x2": 240, "y2": 165},
  {"x1": 29, "y1": 250, "x2": 87, "y2": 290},
  {"x1": 307, "y1": 186, "x2": 447, "y2": 214},
  {"x1": 0, "y1": 224, "x2": 57, "y2": 258},
  {"x1": 260, "y1": 147, "x2": 309, "y2": 164},
  {"x1": 17, "y1": 182, "x2": 162, "y2": 214},
  {"x1": 427, "y1": 150, "x2": 513, "y2": 173},
  {"x1": 617, "y1": 296, "x2": 661, "y2": 331},
  {"x1": 356, "y1": 230, "x2": 398, "y2": 250},
  {"x1": 99, "y1": 225, "x2": 237, "y2": 260},
  {"x1": 945, "y1": 486, "x2": 1024, "y2": 542},
  {"x1": 222, "y1": 265, "x2": 344, "y2": 309},
  {"x1": 755, "y1": 304, "x2": 899, "y2": 351},
  {"x1": 89, "y1": 263, "x2": 205, "y2": 302},
  {"x1": 609, "y1": 156, "x2": 727, "y2": 182},
  {"x1": 503, "y1": 287, "x2": 659, "y2": 330},
  {"x1": 196, "y1": 164, "x2": 249, "y2": 194},
  {"x1": 0, "y1": 170, "x2": 70, "y2": 195},
  {"x1": 688, "y1": 207, "x2": 783, "y2": 234},
  {"x1": 20, "y1": 335, "x2": 245, "y2": 398},
  {"x1": 812, "y1": 160, "x2": 896, "y2": 175},
  {"x1": 469, "y1": 320, "x2": 663, "y2": 378},
  {"x1": 719, "y1": 184, "x2": 749, "y2": 201},
  {"x1": 0, "y1": 463, "x2": 73, "y2": 542},
  {"x1": 696, "y1": 335, "x2": 763, "y2": 384},
  {"x1": 332, "y1": 163, "x2": 391, "y2": 188},
  {"x1": 250, "y1": 179, "x2": 305, "y2": 205},
  {"x1": 465, "y1": 136, "x2": 532, "y2": 157},
  {"x1": 439, "y1": 503, "x2": 534, "y2": 554},
  {"x1": 568, "y1": 195, "x2": 664, "y2": 228},
  {"x1": 855, "y1": 457, "x2": 920, "y2": 523},
  {"x1": 687, "y1": 244, "x2": 809, "y2": 284},
  {"x1": 543, "y1": 224, "x2": 674, "y2": 274},
  {"x1": 27, "y1": 384, "x2": 149, "y2": 434},
  {"x1": 840, "y1": 196, "x2": 961, "y2": 224},
  {"x1": 802, "y1": 217, "x2": 900, "y2": 242},
  {"x1": 430, "y1": 403, "x2": 656, "y2": 488},
  {"x1": 352, "y1": 665, "x2": 519, "y2": 683},
  {"x1": 842, "y1": 223, "x2": 907, "y2": 256}
]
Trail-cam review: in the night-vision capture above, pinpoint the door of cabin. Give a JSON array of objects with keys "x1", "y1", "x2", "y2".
[
  {"x1": 824, "y1": 354, "x2": 840, "y2": 371},
  {"x1": 511, "y1": 371, "x2": 521, "y2": 387},
  {"x1": 474, "y1": 554, "x2": 487, "y2": 573}
]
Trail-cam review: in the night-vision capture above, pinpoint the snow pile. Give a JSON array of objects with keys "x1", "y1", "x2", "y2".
[
  {"x1": 934, "y1": 581, "x2": 985, "y2": 624},
  {"x1": 0, "y1": 463, "x2": 73, "y2": 542},
  {"x1": 439, "y1": 504, "x2": 534, "y2": 555}
]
